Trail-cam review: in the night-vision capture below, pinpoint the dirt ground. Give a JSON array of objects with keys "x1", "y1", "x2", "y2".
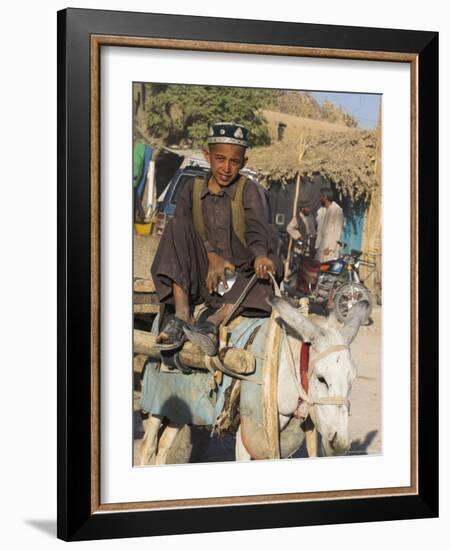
[
  {"x1": 345, "y1": 305, "x2": 382, "y2": 455},
  {"x1": 133, "y1": 305, "x2": 381, "y2": 463}
]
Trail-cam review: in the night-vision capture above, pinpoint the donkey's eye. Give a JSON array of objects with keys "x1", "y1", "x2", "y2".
[{"x1": 317, "y1": 376, "x2": 328, "y2": 387}]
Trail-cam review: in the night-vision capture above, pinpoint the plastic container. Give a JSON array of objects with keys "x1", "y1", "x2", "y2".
[{"x1": 134, "y1": 222, "x2": 151, "y2": 235}]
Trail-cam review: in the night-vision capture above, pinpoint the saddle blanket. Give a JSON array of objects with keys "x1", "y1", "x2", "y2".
[{"x1": 140, "y1": 317, "x2": 268, "y2": 426}]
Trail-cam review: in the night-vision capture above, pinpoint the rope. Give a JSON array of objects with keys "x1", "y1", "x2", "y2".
[
  {"x1": 222, "y1": 274, "x2": 257, "y2": 326},
  {"x1": 204, "y1": 356, "x2": 218, "y2": 391},
  {"x1": 268, "y1": 272, "x2": 282, "y2": 298},
  {"x1": 308, "y1": 345, "x2": 350, "y2": 372}
]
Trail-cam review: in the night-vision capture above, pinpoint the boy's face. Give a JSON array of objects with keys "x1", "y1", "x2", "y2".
[{"x1": 204, "y1": 143, "x2": 247, "y2": 187}]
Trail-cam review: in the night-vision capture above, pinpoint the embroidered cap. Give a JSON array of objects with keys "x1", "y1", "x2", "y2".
[{"x1": 207, "y1": 122, "x2": 249, "y2": 148}]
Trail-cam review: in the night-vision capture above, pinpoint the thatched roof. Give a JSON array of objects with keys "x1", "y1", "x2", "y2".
[
  {"x1": 248, "y1": 129, "x2": 377, "y2": 200},
  {"x1": 146, "y1": 109, "x2": 379, "y2": 201},
  {"x1": 247, "y1": 110, "x2": 378, "y2": 200}
]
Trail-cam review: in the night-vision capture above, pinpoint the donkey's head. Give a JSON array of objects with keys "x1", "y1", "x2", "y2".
[{"x1": 270, "y1": 297, "x2": 369, "y2": 456}]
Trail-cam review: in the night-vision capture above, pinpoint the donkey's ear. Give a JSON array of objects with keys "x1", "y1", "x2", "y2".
[
  {"x1": 268, "y1": 296, "x2": 324, "y2": 343},
  {"x1": 340, "y1": 301, "x2": 370, "y2": 344}
]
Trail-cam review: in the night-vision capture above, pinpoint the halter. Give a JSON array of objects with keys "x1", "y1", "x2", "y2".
[
  {"x1": 268, "y1": 274, "x2": 351, "y2": 421},
  {"x1": 291, "y1": 340, "x2": 351, "y2": 421}
]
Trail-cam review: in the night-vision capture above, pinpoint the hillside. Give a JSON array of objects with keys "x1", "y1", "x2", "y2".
[
  {"x1": 265, "y1": 90, "x2": 358, "y2": 127},
  {"x1": 262, "y1": 109, "x2": 350, "y2": 140}
]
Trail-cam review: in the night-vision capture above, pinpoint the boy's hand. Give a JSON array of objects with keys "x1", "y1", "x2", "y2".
[
  {"x1": 207, "y1": 252, "x2": 235, "y2": 294},
  {"x1": 254, "y1": 256, "x2": 276, "y2": 280}
]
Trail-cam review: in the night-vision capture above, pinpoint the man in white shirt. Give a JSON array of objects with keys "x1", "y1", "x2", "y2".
[{"x1": 315, "y1": 188, "x2": 344, "y2": 262}]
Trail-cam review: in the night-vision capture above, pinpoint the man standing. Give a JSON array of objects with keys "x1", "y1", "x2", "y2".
[
  {"x1": 151, "y1": 122, "x2": 281, "y2": 357},
  {"x1": 315, "y1": 188, "x2": 344, "y2": 262},
  {"x1": 286, "y1": 201, "x2": 316, "y2": 256}
]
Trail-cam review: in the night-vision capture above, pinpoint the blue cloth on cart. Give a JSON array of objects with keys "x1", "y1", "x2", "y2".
[{"x1": 139, "y1": 316, "x2": 267, "y2": 426}]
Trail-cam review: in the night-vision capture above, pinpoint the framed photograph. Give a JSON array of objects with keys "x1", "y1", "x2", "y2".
[{"x1": 57, "y1": 8, "x2": 438, "y2": 541}]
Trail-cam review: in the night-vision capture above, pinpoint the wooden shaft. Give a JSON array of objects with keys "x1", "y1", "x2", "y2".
[
  {"x1": 262, "y1": 313, "x2": 281, "y2": 459},
  {"x1": 134, "y1": 329, "x2": 255, "y2": 374},
  {"x1": 305, "y1": 426, "x2": 318, "y2": 457}
]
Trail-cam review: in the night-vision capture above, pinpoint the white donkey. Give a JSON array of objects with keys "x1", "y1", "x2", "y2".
[{"x1": 138, "y1": 298, "x2": 368, "y2": 464}]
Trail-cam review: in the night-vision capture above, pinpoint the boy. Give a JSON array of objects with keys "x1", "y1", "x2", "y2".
[{"x1": 151, "y1": 122, "x2": 281, "y2": 356}]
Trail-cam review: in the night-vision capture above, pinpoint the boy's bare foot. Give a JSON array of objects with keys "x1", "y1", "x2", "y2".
[{"x1": 155, "y1": 317, "x2": 187, "y2": 350}]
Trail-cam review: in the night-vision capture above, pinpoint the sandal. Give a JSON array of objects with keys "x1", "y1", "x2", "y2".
[
  {"x1": 155, "y1": 317, "x2": 187, "y2": 350},
  {"x1": 160, "y1": 350, "x2": 193, "y2": 375},
  {"x1": 183, "y1": 320, "x2": 218, "y2": 356}
]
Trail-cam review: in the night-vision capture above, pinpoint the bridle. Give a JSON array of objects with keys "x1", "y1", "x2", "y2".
[
  {"x1": 268, "y1": 273, "x2": 352, "y2": 421},
  {"x1": 283, "y1": 331, "x2": 351, "y2": 421}
]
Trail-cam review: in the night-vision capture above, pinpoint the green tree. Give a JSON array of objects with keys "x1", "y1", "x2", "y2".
[{"x1": 144, "y1": 84, "x2": 272, "y2": 147}]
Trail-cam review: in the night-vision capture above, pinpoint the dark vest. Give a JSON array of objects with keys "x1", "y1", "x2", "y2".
[{"x1": 191, "y1": 174, "x2": 248, "y2": 248}]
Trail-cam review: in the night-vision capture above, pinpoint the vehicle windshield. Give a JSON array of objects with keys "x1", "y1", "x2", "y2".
[{"x1": 170, "y1": 174, "x2": 196, "y2": 204}]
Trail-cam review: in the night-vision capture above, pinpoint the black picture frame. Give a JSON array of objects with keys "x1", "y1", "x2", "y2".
[{"x1": 57, "y1": 8, "x2": 438, "y2": 542}]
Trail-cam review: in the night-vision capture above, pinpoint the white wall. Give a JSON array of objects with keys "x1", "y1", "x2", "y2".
[{"x1": 0, "y1": 1, "x2": 446, "y2": 548}]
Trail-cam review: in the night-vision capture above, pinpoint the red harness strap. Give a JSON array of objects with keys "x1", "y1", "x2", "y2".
[
  {"x1": 300, "y1": 342, "x2": 310, "y2": 393},
  {"x1": 294, "y1": 342, "x2": 311, "y2": 419}
]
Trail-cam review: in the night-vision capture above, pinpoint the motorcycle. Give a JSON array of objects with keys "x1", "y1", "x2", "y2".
[{"x1": 283, "y1": 237, "x2": 373, "y2": 324}]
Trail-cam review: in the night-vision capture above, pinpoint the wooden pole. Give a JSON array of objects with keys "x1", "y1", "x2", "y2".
[
  {"x1": 134, "y1": 329, "x2": 256, "y2": 375},
  {"x1": 283, "y1": 136, "x2": 307, "y2": 281},
  {"x1": 262, "y1": 312, "x2": 281, "y2": 459},
  {"x1": 360, "y1": 101, "x2": 382, "y2": 298},
  {"x1": 284, "y1": 172, "x2": 301, "y2": 280}
]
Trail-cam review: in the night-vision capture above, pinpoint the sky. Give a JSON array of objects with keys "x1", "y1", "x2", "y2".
[{"x1": 311, "y1": 91, "x2": 381, "y2": 129}]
